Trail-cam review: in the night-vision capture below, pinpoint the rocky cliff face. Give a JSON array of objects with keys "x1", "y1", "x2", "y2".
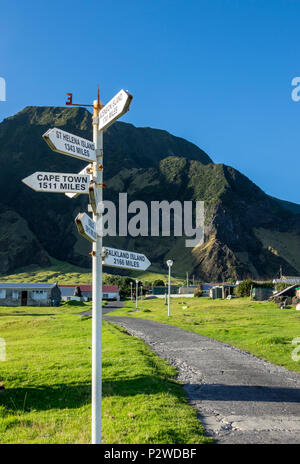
[{"x1": 0, "y1": 106, "x2": 299, "y2": 280}]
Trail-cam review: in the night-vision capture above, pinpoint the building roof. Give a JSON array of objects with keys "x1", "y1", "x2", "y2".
[
  {"x1": 271, "y1": 284, "x2": 297, "y2": 298},
  {"x1": 59, "y1": 284, "x2": 118, "y2": 293},
  {"x1": 0, "y1": 282, "x2": 57, "y2": 289},
  {"x1": 273, "y1": 277, "x2": 300, "y2": 284}
]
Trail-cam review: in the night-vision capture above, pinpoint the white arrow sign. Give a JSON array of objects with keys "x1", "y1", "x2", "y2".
[
  {"x1": 75, "y1": 212, "x2": 97, "y2": 242},
  {"x1": 102, "y1": 246, "x2": 151, "y2": 271},
  {"x1": 66, "y1": 164, "x2": 92, "y2": 199},
  {"x1": 89, "y1": 180, "x2": 102, "y2": 214},
  {"x1": 43, "y1": 128, "x2": 97, "y2": 162},
  {"x1": 99, "y1": 89, "x2": 133, "y2": 131},
  {"x1": 22, "y1": 171, "x2": 90, "y2": 194}
]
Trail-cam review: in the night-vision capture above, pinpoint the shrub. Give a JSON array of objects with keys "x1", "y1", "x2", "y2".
[
  {"x1": 194, "y1": 284, "x2": 203, "y2": 297},
  {"x1": 235, "y1": 279, "x2": 274, "y2": 297},
  {"x1": 104, "y1": 275, "x2": 134, "y2": 299},
  {"x1": 275, "y1": 282, "x2": 294, "y2": 292}
]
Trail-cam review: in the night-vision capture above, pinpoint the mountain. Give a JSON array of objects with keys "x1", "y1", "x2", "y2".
[{"x1": 0, "y1": 106, "x2": 299, "y2": 281}]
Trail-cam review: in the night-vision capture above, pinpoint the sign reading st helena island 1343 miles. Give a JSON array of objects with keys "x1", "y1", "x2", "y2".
[
  {"x1": 22, "y1": 171, "x2": 90, "y2": 194},
  {"x1": 102, "y1": 246, "x2": 151, "y2": 271},
  {"x1": 43, "y1": 128, "x2": 97, "y2": 162},
  {"x1": 75, "y1": 212, "x2": 97, "y2": 242},
  {"x1": 99, "y1": 89, "x2": 133, "y2": 132}
]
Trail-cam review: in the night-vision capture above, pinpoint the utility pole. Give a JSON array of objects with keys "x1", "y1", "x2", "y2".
[{"x1": 186, "y1": 271, "x2": 189, "y2": 287}]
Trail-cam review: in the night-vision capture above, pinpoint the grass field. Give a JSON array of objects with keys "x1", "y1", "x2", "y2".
[
  {"x1": 0, "y1": 302, "x2": 210, "y2": 444},
  {"x1": 0, "y1": 259, "x2": 185, "y2": 286},
  {"x1": 108, "y1": 297, "x2": 300, "y2": 373}
]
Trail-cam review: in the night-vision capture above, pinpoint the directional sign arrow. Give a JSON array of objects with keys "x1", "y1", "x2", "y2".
[
  {"x1": 65, "y1": 164, "x2": 92, "y2": 199},
  {"x1": 43, "y1": 128, "x2": 97, "y2": 162},
  {"x1": 89, "y1": 180, "x2": 102, "y2": 215},
  {"x1": 99, "y1": 89, "x2": 133, "y2": 132},
  {"x1": 22, "y1": 171, "x2": 90, "y2": 194},
  {"x1": 75, "y1": 213, "x2": 97, "y2": 242},
  {"x1": 102, "y1": 246, "x2": 151, "y2": 271}
]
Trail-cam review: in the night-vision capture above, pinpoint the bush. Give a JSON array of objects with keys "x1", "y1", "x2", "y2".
[
  {"x1": 194, "y1": 284, "x2": 203, "y2": 297},
  {"x1": 103, "y1": 275, "x2": 134, "y2": 299},
  {"x1": 235, "y1": 279, "x2": 253, "y2": 297},
  {"x1": 235, "y1": 279, "x2": 274, "y2": 297},
  {"x1": 275, "y1": 282, "x2": 293, "y2": 292}
]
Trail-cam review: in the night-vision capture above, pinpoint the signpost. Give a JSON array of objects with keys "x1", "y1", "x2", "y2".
[
  {"x1": 99, "y1": 89, "x2": 132, "y2": 132},
  {"x1": 43, "y1": 128, "x2": 97, "y2": 162},
  {"x1": 75, "y1": 212, "x2": 97, "y2": 242},
  {"x1": 22, "y1": 87, "x2": 142, "y2": 445},
  {"x1": 22, "y1": 171, "x2": 90, "y2": 194},
  {"x1": 102, "y1": 246, "x2": 151, "y2": 271}
]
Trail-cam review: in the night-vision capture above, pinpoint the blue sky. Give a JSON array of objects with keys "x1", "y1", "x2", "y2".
[{"x1": 1, "y1": 0, "x2": 300, "y2": 203}]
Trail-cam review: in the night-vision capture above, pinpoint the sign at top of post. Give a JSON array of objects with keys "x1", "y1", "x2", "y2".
[
  {"x1": 99, "y1": 89, "x2": 133, "y2": 132},
  {"x1": 43, "y1": 128, "x2": 97, "y2": 162}
]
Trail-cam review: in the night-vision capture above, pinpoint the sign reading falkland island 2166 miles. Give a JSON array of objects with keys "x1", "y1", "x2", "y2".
[
  {"x1": 102, "y1": 246, "x2": 151, "y2": 271},
  {"x1": 22, "y1": 172, "x2": 90, "y2": 194},
  {"x1": 75, "y1": 212, "x2": 97, "y2": 242},
  {"x1": 99, "y1": 89, "x2": 133, "y2": 132},
  {"x1": 43, "y1": 128, "x2": 96, "y2": 162}
]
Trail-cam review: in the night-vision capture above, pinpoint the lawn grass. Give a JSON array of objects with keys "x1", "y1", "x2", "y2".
[
  {"x1": 0, "y1": 303, "x2": 210, "y2": 444},
  {"x1": 0, "y1": 258, "x2": 185, "y2": 286},
  {"x1": 108, "y1": 297, "x2": 300, "y2": 373}
]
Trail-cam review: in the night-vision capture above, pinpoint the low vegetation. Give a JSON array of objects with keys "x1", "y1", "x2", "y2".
[
  {"x1": 0, "y1": 303, "x2": 210, "y2": 444},
  {"x1": 109, "y1": 297, "x2": 300, "y2": 373},
  {"x1": 0, "y1": 259, "x2": 185, "y2": 287}
]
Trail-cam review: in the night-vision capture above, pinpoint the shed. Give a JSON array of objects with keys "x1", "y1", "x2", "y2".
[
  {"x1": 0, "y1": 282, "x2": 61, "y2": 307},
  {"x1": 252, "y1": 287, "x2": 274, "y2": 301},
  {"x1": 209, "y1": 284, "x2": 236, "y2": 299}
]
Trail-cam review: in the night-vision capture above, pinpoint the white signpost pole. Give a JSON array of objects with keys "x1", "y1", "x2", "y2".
[{"x1": 91, "y1": 100, "x2": 103, "y2": 445}]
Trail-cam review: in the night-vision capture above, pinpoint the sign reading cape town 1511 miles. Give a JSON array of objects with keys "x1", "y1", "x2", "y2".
[{"x1": 22, "y1": 171, "x2": 90, "y2": 194}]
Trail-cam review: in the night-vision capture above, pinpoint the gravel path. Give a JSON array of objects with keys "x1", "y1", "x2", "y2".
[{"x1": 104, "y1": 305, "x2": 300, "y2": 444}]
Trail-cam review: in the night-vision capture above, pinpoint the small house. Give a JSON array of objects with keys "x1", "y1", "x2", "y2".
[
  {"x1": 0, "y1": 282, "x2": 61, "y2": 307},
  {"x1": 59, "y1": 284, "x2": 119, "y2": 301}
]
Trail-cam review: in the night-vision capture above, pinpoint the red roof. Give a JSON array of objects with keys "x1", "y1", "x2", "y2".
[{"x1": 59, "y1": 284, "x2": 118, "y2": 292}]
